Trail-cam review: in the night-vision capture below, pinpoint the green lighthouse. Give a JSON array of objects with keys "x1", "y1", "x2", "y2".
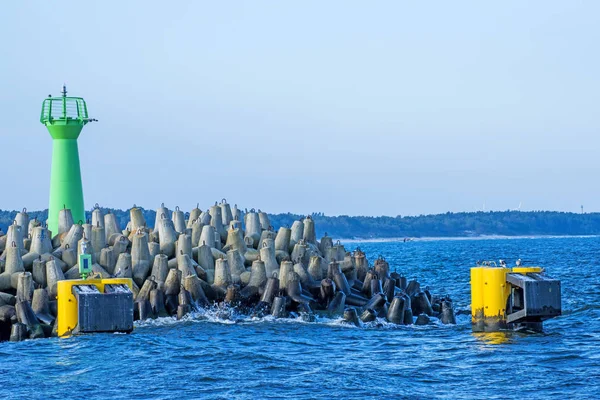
[{"x1": 40, "y1": 86, "x2": 95, "y2": 236}]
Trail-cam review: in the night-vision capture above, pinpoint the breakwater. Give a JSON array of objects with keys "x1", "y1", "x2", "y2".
[{"x1": 0, "y1": 200, "x2": 455, "y2": 342}]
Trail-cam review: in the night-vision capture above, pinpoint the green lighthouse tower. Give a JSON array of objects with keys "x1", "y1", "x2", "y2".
[{"x1": 40, "y1": 86, "x2": 95, "y2": 236}]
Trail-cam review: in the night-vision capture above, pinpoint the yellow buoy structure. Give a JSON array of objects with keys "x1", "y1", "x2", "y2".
[
  {"x1": 57, "y1": 277, "x2": 133, "y2": 337},
  {"x1": 471, "y1": 262, "x2": 561, "y2": 332}
]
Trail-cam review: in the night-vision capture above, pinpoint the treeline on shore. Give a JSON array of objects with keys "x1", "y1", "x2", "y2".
[{"x1": 1, "y1": 208, "x2": 599, "y2": 239}]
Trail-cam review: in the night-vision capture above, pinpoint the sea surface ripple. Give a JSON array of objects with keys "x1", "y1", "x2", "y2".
[{"x1": 1, "y1": 237, "x2": 599, "y2": 399}]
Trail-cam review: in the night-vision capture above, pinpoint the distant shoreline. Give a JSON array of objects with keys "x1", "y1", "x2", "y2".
[
  {"x1": 340, "y1": 234, "x2": 600, "y2": 243},
  {"x1": 3, "y1": 208, "x2": 600, "y2": 239}
]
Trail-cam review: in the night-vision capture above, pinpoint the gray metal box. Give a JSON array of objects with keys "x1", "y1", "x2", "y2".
[
  {"x1": 72, "y1": 284, "x2": 134, "y2": 334},
  {"x1": 506, "y1": 273, "x2": 561, "y2": 323}
]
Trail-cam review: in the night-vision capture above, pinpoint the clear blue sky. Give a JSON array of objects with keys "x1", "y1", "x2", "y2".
[{"x1": 1, "y1": 1, "x2": 598, "y2": 216}]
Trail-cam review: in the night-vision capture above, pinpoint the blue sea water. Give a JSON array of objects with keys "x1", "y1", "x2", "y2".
[{"x1": 1, "y1": 237, "x2": 599, "y2": 399}]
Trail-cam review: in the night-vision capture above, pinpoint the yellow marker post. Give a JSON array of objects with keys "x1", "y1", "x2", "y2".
[
  {"x1": 471, "y1": 266, "x2": 511, "y2": 332},
  {"x1": 481, "y1": 267, "x2": 510, "y2": 331},
  {"x1": 470, "y1": 266, "x2": 485, "y2": 332}
]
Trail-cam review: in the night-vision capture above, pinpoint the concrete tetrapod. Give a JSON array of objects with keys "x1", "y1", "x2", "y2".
[
  {"x1": 199, "y1": 225, "x2": 217, "y2": 250},
  {"x1": 293, "y1": 262, "x2": 318, "y2": 290},
  {"x1": 137, "y1": 278, "x2": 157, "y2": 303},
  {"x1": 0, "y1": 243, "x2": 25, "y2": 291},
  {"x1": 307, "y1": 256, "x2": 323, "y2": 282},
  {"x1": 231, "y1": 204, "x2": 241, "y2": 223},
  {"x1": 402, "y1": 294, "x2": 414, "y2": 325},
  {"x1": 104, "y1": 211, "x2": 120, "y2": 241},
  {"x1": 330, "y1": 262, "x2": 368, "y2": 307},
  {"x1": 61, "y1": 223, "x2": 84, "y2": 252},
  {"x1": 286, "y1": 272, "x2": 313, "y2": 305},
  {"x1": 213, "y1": 258, "x2": 232, "y2": 288},
  {"x1": 258, "y1": 230, "x2": 276, "y2": 250},
  {"x1": 158, "y1": 215, "x2": 178, "y2": 259},
  {"x1": 374, "y1": 256, "x2": 390, "y2": 279},
  {"x1": 354, "y1": 247, "x2": 369, "y2": 281},
  {"x1": 198, "y1": 210, "x2": 211, "y2": 226},
  {"x1": 196, "y1": 243, "x2": 215, "y2": 284},
  {"x1": 387, "y1": 296, "x2": 405, "y2": 324},
  {"x1": 16, "y1": 300, "x2": 44, "y2": 339},
  {"x1": 341, "y1": 253, "x2": 357, "y2": 282},
  {"x1": 1, "y1": 223, "x2": 23, "y2": 259},
  {"x1": 27, "y1": 218, "x2": 40, "y2": 238},
  {"x1": 31, "y1": 288, "x2": 55, "y2": 325},
  {"x1": 172, "y1": 206, "x2": 186, "y2": 234},
  {"x1": 176, "y1": 234, "x2": 192, "y2": 259},
  {"x1": 244, "y1": 211, "x2": 261, "y2": 249},
  {"x1": 91, "y1": 224, "x2": 106, "y2": 260},
  {"x1": 131, "y1": 230, "x2": 152, "y2": 287},
  {"x1": 274, "y1": 227, "x2": 291, "y2": 254},
  {"x1": 61, "y1": 244, "x2": 78, "y2": 268},
  {"x1": 256, "y1": 210, "x2": 269, "y2": 231},
  {"x1": 129, "y1": 207, "x2": 146, "y2": 232},
  {"x1": 327, "y1": 291, "x2": 346, "y2": 316},
  {"x1": 82, "y1": 223, "x2": 92, "y2": 247},
  {"x1": 319, "y1": 279, "x2": 336, "y2": 305},
  {"x1": 302, "y1": 216, "x2": 316, "y2": 244},
  {"x1": 99, "y1": 247, "x2": 116, "y2": 275},
  {"x1": 411, "y1": 291, "x2": 434, "y2": 316},
  {"x1": 10, "y1": 322, "x2": 28, "y2": 342},
  {"x1": 220, "y1": 200, "x2": 233, "y2": 227},
  {"x1": 32, "y1": 257, "x2": 47, "y2": 288},
  {"x1": 360, "y1": 308, "x2": 377, "y2": 323},
  {"x1": 343, "y1": 308, "x2": 362, "y2": 327},
  {"x1": 278, "y1": 261, "x2": 294, "y2": 291},
  {"x1": 259, "y1": 276, "x2": 279, "y2": 305},
  {"x1": 260, "y1": 241, "x2": 279, "y2": 278},
  {"x1": 387, "y1": 277, "x2": 402, "y2": 301},
  {"x1": 291, "y1": 240, "x2": 310, "y2": 267},
  {"x1": 177, "y1": 252, "x2": 197, "y2": 279},
  {"x1": 150, "y1": 254, "x2": 169, "y2": 286},
  {"x1": 154, "y1": 204, "x2": 170, "y2": 232},
  {"x1": 112, "y1": 235, "x2": 129, "y2": 258},
  {"x1": 319, "y1": 233, "x2": 333, "y2": 258},
  {"x1": 30, "y1": 226, "x2": 53, "y2": 256},
  {"x1": 149, "y1": 289, "x2": 169, "y2": 318},
  {"x1": 209, "y1": 204, "x2": 226, "y2": 243},
  {"x1": 188, "y1": 205, "x2": 202, "y2": 229},
  {"x1": 440, "y1": 299, "x2": 456, "y2": 324},
  {"x1": 57, "y1": 208, "x2": 75, "y2": 237},
  {"x1": 190, "y1": 220, "x2": 204, "y2": 247},
  {"x1": 183, "y1": 275, "x2": 209, "y2": 307},
  {"x1": 247, "y1": 259, "x2": 267, "y2": 288},
  {"x1": 224, "y1": 228, "x2": 247, "y2": 255},
  {"x1": 114, "y1": 253, "x2": 133, "y2": 279},
  {"x1": 271, "y1": 296, "x2": 287, "y2": 318},
  {"x1": 91, "y1": 205, "x2": 104, "y2": 229},
  {"x1": 16, "y1": 272, "x2": 33, "y2": 302},
  {"x1": 290, "y1": 220, "x2": 304, "y2": 249},
  {"x1": 14, "y1": 210, "x2": 29, "y2": 239},
  {"x1": 239, "y1": 259, "x2": 267, "y2": 301},
  {"x1": 226, "y1": 249, "x2": 246, "y2": 284}
]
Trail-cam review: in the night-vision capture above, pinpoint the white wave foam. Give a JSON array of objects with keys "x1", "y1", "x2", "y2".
[{"x1": 133, "y1": 304, "x2": 464, "y2": 330}]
